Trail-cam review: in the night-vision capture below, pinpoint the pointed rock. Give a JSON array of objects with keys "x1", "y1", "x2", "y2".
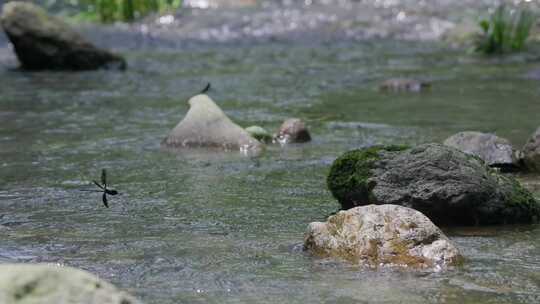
[{"x1": 162, "y1": 94, "x2": 262, "y2": 152}]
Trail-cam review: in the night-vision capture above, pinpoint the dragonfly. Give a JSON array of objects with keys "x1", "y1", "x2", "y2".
[
  {"x1": 81, "y1": 169, "x2": 119, "y2": 208},
  {"x1": 200, "y1": 82, "x2": 211, "y2": 94}
]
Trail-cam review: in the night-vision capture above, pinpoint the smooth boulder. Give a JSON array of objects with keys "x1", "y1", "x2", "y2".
[
  {"x1": 304, "y1": 204, "x2": 461, "y2": 270},
  {"x1": 327, "y1": 143, "x2": 540, "y2": 225},
  {"x1": 444, "y1": 131, "x2": 520, "y2": 171},
  {"x1": 0, "y1": 264, "x2": 140, "y2": 304},
  {"x1": 162, "y1": 94, "x2": 262, "y2": 152},
  {"x1": 273, "y1": 118, "x2": 311, "y2": 144},
  {"x1": 0, "y1": 2, "x2": 126, "y2": 70},
  {"x1": 522, "y1": 126, "x2": 540, "y2": 172}
]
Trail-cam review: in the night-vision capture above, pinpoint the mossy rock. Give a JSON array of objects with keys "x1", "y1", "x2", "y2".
[
  {"x1": 327, "y1": 145, "x2": 409, "y2": 210},
  {"x1": 327, "y1": 143, "x2": 540, "y2": 226},
  {"x1": 245, "y1": 126, "x2": 272, "y2": 143}
]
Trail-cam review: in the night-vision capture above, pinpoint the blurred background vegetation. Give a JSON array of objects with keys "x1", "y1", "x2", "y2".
[
  {"x1": 42, "y1": 0, "x2": 183, "y2": 22},
  {"x1": 474, "y1": 4, "x2": 535, "y2": 55}
]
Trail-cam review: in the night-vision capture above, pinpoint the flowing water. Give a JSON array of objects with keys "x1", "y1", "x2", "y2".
[{"x1": 1, "y1": 1, "x2": 540, "y2": 303}]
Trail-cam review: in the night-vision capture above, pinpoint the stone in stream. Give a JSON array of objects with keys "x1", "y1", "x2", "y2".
[
  {"x1": 379, "y1": 78, "x2": 430, "y2": 92},
  {"x1": 0, "y1": 2, "x2": 126, "y2": 70},
  {"x1": 443, "y1": 131, "x2": 521, "y2": 171},
  {"x1": 327, "y1": 143, "x2": 540, "y2": 226},
  {"x1": 162, "y1": 94, "x2": 262, "y2": 152},
  {"x1": 245, "y1": 125, "x2": 272, "y2": 143},
  {"x1": 0, "y1": 264, "x2": 141, "y2": 304},
  {"x1": 304, "y1": 204, "x2": 461, "y2": 270},
  {"x1": 273, "y1": 118, "x2": 311, "y2": 144},
  {"x1": 522, "y1": 126, "x2": 540, "y2": 172}
]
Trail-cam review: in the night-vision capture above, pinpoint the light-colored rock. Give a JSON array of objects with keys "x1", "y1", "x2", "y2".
[
  {"x1": 0, "y1": 263, "x2": 140, "y2": 304},
  {"x1": 0, "y1": 2, "x2": 126, "y2": 70},
  {"x1": 523, "y1": 126, "x2": 540, "y2": 172},
  {"x1": 273, "y1": 118, "x2": 311, "y2": 144},
  {"x1": 304, "y1": 204, "x2": 461, "y2": 270},
  {"x1": 161, "y1": 94, "x2": 262, "y2": 152},
  {"x1": 379, "y1": 78, "x2": 430, "y2": 92},
  {"x1": 444, "y1": 131, "x2": 520, "y2": 171}
]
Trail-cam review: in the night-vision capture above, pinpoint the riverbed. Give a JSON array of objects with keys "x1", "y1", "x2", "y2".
[{"x1": 1, "y1": 1, "x2": 540, "y2": 303}]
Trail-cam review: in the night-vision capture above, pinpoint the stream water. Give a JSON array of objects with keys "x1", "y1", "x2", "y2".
[{"x1": 1, "y1": 1, "x2": 540, "y2": 303}]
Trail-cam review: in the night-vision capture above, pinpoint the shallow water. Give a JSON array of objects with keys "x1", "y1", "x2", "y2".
[{"x1": 1, "y1": 1, "x2": 540, "y2": 303}]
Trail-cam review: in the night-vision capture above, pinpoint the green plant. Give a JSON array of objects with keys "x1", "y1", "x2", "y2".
[
  {"x1": 474, "y1": 4, "x2": 536, "y2": 54},
  {"x1": 48, "y1": 0, "x2": 183, "y2": 23}
]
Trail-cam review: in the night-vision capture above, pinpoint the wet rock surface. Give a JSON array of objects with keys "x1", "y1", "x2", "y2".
[
  {"x1": 327, "y1": 143, "x2": 540, "y2": 226},
  {"x1": 273, "y1": 118, "x2": 311, "y2": 144},
  {"x1": 304, "y1": 204, "x2": 461, "y2": 270},
  {"x1": 522, "y1": 126, "x2": 540, "y2": 172},
  {"x1": 162, "y1": 94, "x2": 262, "y2": 152},
  {"x1": 0, "y1": 2, "x2": 126, "y2": 70},
  {"x1": 0, "y1": 264, "x2": 141, "y2": 304},
  {"x1": 444, "y1": 131, "x2": 520, "y2": 171}
]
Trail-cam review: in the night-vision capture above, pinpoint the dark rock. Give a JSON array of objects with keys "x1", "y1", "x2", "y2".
[
  {"x1": 273, "y1": 118, "x2": 311, "y2": 144},
  {"x1": 161, "y1": 94, "x2": 262, "y2": 152},
  {"x1": 379, "y1": 78, "x2": 430, "y2": 92},
  {"x1": 327, "y1": 143, "x2": 540, "y2": 226},
  {"x1": 0, "y1": 2, "x2": 126, "y2": 70},
  {"x1": 444, "y1": 131, "x2": 520, "y2": 171},
  {"x1": 304, "y1": 204, "x2": 461, "y2": 270}
]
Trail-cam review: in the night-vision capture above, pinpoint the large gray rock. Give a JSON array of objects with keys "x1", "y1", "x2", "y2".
[
  {"x1": 0, "y1": 2, "x2": 126, "y2": 70},
  {"x1": 0, "y1": 264, "x2": 140, "y2": 304},
  {"x1": 444, "y1": 131, "x2": 520, "y2": 171},
  {"x1": 327, "y1": 143, "x2": 540, "y2": 226},
  {"x1": 304, "y1": 204, "x2": 461, "y2": 270},
  {"x1": 162, "y1": 94, "x2": 262, "y2": 152},
  {"x1": 522, "y1": 126, "x2": 540, "y2": 172}
]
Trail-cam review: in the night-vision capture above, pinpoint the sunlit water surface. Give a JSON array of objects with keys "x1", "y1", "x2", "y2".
[{"x1": 1, "y1": 1, "x2": 540, "y2": 303}]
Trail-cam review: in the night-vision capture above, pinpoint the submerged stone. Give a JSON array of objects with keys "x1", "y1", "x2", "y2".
[
  {"x1": 379, "y1": 78, "x2": 430, "y2": 92},
  {"x1": 0, "y1": 264, "x2": 141, "y2": 304},
  {"x1": 273, "y1": 118, "x2": 311, "y2": 144},
  {"x1": 162, "y1": 94, "x2": 262, "y2": 152},
  {"x1": 0, "y1": 2, "x2": 126, "y2": 70},
  {"x1": 304, "y1": 204, "x2": 461, "y2": 270},
  {"x1": 444, "y1": 131, "x2": 520, "y2": 171},
  {"x1": 245, "y1": 125, "x2": 272, "y2": 143},
  {"x1": 327, "y1": 143, "x2": 540, "y2": 226}
]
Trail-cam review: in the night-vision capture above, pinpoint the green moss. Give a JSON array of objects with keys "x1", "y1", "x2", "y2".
[
  {"x1": 505, "y1": 177, "x2": 540, "y2": 221},
  {"x1": 245, "y1": 126, "x2": 272, "y2": 143},
  {"x1": 327, "y1": 145, "x2": 409, "y2": 209}
]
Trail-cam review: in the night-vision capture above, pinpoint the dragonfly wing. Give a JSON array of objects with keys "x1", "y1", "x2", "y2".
[
  {"x1": 101, "y1": 169, "x2": 107, "y2": 188},
  {"x1": 102, "y1": 193, "x2": 109, "y2": 208},
  {"x1": 93, "y1": 180, "x2": 105, "y2": 190}
]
